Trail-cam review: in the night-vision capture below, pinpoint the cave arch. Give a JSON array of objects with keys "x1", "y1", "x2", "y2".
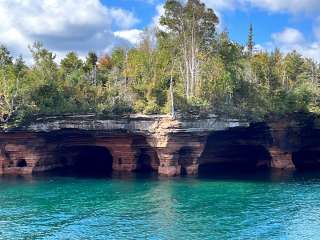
[
  {"x1": 16, "y1": 159, "x2": 27, "y2": 168},
  {"x1": 135, "y1": 148, "x2": 159, "y2": 173},
  {"x1": 198, "y1": 144, "x2": 271, "y2": 175},
  {"x1": 292, "y1": 148, "x2": 320, "y2": 170},
  {"x1": 178, "y1": 147, "x2": 194, "y2": 175},
  {"x1": 57, "y1": 145, "x2": 114, "y2": 176},
  {"x1": 198, "y1": 130, "x2": 271, "y2": 176}
]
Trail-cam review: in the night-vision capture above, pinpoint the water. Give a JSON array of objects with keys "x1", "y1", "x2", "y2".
[{"x1": 1, "y1": 171, "x2": 320, "y2": 240}]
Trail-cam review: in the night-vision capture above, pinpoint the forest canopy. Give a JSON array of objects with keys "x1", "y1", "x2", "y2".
[{"x1": 0, "y1": 0, "x2": 319, "y2": 126}]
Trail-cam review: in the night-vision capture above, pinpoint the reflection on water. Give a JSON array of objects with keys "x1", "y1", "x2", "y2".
[{"x1": 1, "y1": 170, "x2": 320, "y2": 239}]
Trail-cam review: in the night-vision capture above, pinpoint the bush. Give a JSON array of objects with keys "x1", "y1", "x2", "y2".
[
  {"x1": 143, "y1": 100, "x2": 161, "y2": 115},
  {"x1": 133, "y1": 99, "x2": 147, "y2": 113},
  {"x1": 30, "y1": 83, "x2": 66, "y2": 114},
  {"x1": 111, "y1": 97, "x2": 133, "y2": 115}
]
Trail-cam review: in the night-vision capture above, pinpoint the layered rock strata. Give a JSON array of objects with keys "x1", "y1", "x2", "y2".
[{"x1": 0, "y1": 114, "x2": 319, "y2": 176}]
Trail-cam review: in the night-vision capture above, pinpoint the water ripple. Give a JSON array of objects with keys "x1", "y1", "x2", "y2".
[{"x1": 1, "y1": 173, "x2": 320, "y2": 239}]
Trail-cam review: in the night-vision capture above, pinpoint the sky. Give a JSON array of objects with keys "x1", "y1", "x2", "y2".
[{"x1": 0, "y1": 0, "x2": 320, "y2": 62}]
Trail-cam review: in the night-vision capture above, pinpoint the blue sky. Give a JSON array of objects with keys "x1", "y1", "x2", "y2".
[
  {"x1": 103, "y1": 0, "x2": 316, "y2": 45},
  {"x1": 0, "y1": 0, "x2": 319, "y2": 61}
]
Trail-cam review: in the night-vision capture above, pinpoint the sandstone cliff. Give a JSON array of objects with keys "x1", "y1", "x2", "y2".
[{"x1": 0, "y1": 114, "x2": 319, "y2": 176}]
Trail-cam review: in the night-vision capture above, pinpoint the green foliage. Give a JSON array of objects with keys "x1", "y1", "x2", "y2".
[
  {"x1": 160, "y1": 0, "x2": 219, "y2": 49},
  {"x1": 1, "y1": 0, "x2": 320, "y2": 127},
  {"x1": 84, "y1": 52, "x2": 98, "y2": 73},
  {"x1": 60, "y1": 52, "x2": 83, "y2": 75},
  {"x1": 143, "y1": 99, "x2": 161, "y2": 115},
  {"x1": 0, "y1": 45, "x2": 13, "y2": 67}
]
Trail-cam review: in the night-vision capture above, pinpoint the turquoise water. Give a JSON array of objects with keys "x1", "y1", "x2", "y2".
[{"x1": 1, "y1": 172, "x2": 320, "y2": 240}]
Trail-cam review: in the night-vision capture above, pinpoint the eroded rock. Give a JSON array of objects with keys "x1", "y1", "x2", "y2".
[{"x1": 0, "y1": 115, "x2": 319, "y2": 176}]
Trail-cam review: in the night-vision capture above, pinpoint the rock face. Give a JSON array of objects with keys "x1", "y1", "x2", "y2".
[{"x1": 1, "y1": 114, "x2": 320, "y2": 176}]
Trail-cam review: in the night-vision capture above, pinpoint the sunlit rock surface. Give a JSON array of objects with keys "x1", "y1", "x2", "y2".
[{"x1": 0, "y1": 114, "x2": 320, "y2": 176}]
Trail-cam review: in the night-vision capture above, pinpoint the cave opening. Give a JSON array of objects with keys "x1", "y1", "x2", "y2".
[
  {"x1": 57, "y1": 146, "x2": 113, "y2": 176},
  {"x1": 293, "y1": 148, "x2": 320, "y2": 171},
  {"x1": 197, "y1": 125, "x2": 274, "y2": 176},
  {"x1": 135, "y1": 149, "x2": 159, "y2": 173},
  {"x1": 199, "y1": 141, "x2": 271, "y2": 176},
  {"x1": 178, "y1": 147, "x2": 194, "y2": 176},
  {"x1": 16, "y1": 159, "x2": 27, "y2": 168}
]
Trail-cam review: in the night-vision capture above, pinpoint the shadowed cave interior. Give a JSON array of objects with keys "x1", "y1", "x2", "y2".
[
  {"x1": 178, "y1": 147, "x2": 194, "y2": 175},
  {"x1": 31, "y1": 127, "x2": 320, "y2": 177},
  {"x1": 293, "y1": 148, "x2": 320, "y2": 170},
  {"x1": 198, "y1": 131, "x2": 272, "y2": 175},
  {"x1": 136, "y1": 149, "x2": 158, "y2": 173},
  {"x1": 57, "y1": 146, "x2": 113, "y2": 176},
  {"x1": 51, "y1": 145, "x2": 159, "y2": 176}
]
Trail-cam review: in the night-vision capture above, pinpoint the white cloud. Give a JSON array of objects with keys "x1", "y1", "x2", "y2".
[
  {"x1": 151, "y1": 4, "x2": 168, "y2": 31},
  {"x1": 204, "y1": 0, "x2": 320, "y2": 13},
  {"x1": 2, "y1": 0, "x2": 319, "y2": 63},
  {"x1": 109, "y1": 8, "x2": 139, "y2": 30},
  {"x1": 203, "y1": 0, "x2": 238, "y2": 11},
  {"x1": 271, "y1": 28, "x2": 305, "y2": 45},
  {"x1": 154, "y1": 1, "x2": 320, "y2": 62},
  {"x1": 253, "y1": 44, "x2": 265, "y2": 52},
  {"x1": 263, "y1": 27, "x2": 320, "y2": 61},
  {"x1": 201, "y1": 0, "x2": 320, "y2": 61},
  {"x1": 152, "y1": 4, "x2": 164, "y2": 26},
  {"x1": 242, "y1": 0, "x2": 320, "y2": 14},
  {"x1": 300, "y1": 42, "x2": 320, "y2": 61},
  {"x1": 202, "y1": 0, "x2": 320, "y2": 15},
  {"x1": 0, "y1": 0, "x2": 140, "y2": 61},
  {"x1": 114, "y1": 29, "x2": 144, "y2": 45}
]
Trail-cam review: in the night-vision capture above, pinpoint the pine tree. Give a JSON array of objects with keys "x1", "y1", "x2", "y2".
[
  {"x1": 60, "y1": 52, "x2": 83, "y2": 75},
  {"x1": 247, "y1": 24, "x2": 254, "y2": 55},
  {"x1": 0, "y1": 45, "x2": 13, "y2": 67}
]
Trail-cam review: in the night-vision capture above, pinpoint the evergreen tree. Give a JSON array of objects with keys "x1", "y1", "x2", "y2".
[
  {"x1": 84, "y1": 52, "x2": 98, "y2": 72},
  {"x1": 14, "y1": 56, "x2": 27, "y2": 76},
  {"x1": 0, "y1": 0, "x2": 320, "y2": 125},
  {"x1": 0, "y1": 45, "x2": 13, "y2": 67},
  {"x1": 60, "y1": 52, "x2": 83, "y2": 75},
  {"x1": 247, "y1": 24, "x2": 254, "y2": 55}
]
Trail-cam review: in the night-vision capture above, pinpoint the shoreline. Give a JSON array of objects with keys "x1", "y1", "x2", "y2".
[{"x1": 0, "y1": 114, "x2": 319, "y2": 177}]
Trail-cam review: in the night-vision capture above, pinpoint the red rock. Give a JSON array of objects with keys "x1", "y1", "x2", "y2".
[{"x1": 0, "y1": 115, "x2": 318, "y2": 176}]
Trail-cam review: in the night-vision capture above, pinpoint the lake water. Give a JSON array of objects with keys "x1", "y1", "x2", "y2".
[{"x1": 1, "y1": 171, "x2": 320, "y2": 240}]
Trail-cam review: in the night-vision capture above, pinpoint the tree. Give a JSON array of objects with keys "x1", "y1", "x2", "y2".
[
  {"x1": 0, "y1": 47, "x2": 23, "y2": 122},
  {"x1": 60, "y1": 52, "x2": 83, "y2": 75},
  {"x1": 269, "y1": 49, "x2": 283, "y2": 91},
  {"x1": 29, "y1": 42, "x2": 58, "y2": 84},
  {"x1": 97, "y1": 54, "x2": 112, "y2": 71},
  {"x1": 247, "y1": 24, "x2": 254, "y2": 55},
  {"x1": 11, "y1": 56, "x2": 28, "y2": 111},
  {"x1": 160, "y1": 0, "x2": 219, "y2": 99},
  {"x1": 84, "y1": 52, "x2": 98, "y2": 71},
  {"x1": 111, "y1": 48, "x2": 128, "y2": 85},
  {"x1": 0, "y1": 45, "x2": 13, "y2": 67},
  {"x1": 111, "y1": 48, "x2": 126, "y2": 71},
  {"x1": 1, "y1": 0, "x2": 320, "y2": 125},
  {"x1": 14, "y1": 56, "x2": 27, "y2": 76},
  {"x1": 96, "y1": 54, "x2": 113, "y2": 87},
  {"x1": 283, "y1": 51, "x2": 305, "y2": 89},
  {"x1": 216, "y1": 30, "x2": 244, "y2": 83},
  {"x1": 84, "y1": 52, "x2": 98, "y2": 85}
]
